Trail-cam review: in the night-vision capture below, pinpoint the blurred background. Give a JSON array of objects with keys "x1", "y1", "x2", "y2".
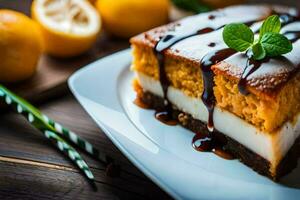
[
  {"x1": 0, "y1": 0, "x2": 299, "y2": 96},
  {"x1": 0, "y1": 1, "x2": 299, "y2": 199}
]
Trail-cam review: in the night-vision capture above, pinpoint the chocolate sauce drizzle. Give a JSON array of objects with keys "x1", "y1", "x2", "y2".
[
  {"x1": 154, "y1": 26, "x2": 238, "y2": 158},
  {"x1": 208, "y1": 15, "x2": 216, "y2": 20},
  {"x1": 200, "y1": 48, "x2": 236, "y2": 131},
  {"x1": 154, "y1": 19, "x2": 226, "y2": 124},
  {"x1": 284, "y1": 30, "x2": 300, "y2": 43},
  {"x1": 137, "y1": 11, "x2": 300, "y2": 160},
  {"x1": 279, "y1": 13, "x2": 300, "y2": 27},
  {"x1": 208, "y1": 42, "x2": 216, "y2": 47},
  {"x1": 154, "y1": 16, "x2": 258, "y2": 124},
  {"x1": 238, "y1": 56, "x2": 269, "y2": 95}
]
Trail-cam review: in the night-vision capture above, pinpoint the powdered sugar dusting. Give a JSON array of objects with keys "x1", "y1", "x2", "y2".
[{"x1": 214, "y1": 40, "x2": 300, "y2": 93}]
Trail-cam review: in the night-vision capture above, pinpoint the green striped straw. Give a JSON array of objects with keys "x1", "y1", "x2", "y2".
[
  {"x1": 44, "y1": 130, "x2": 95, "y2": 181},
  {"x1": 0, "y1": 85, "x2": 97, "y2": 185},
  {"x1": 41, "y1": 114, "x2": 115, "y2": 165},
  {"x1": 0, "y1": 84, "x2": 120, "y2": 178},
  {"x1": 41, "y1": 114, "x2": 120, "y2": 176}
]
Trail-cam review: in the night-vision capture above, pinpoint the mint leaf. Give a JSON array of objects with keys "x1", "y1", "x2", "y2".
[
  {"x1": 223, "y1": 23, "x2": 254, "y2": 52},
  {"x1": 252, "y1": 43, "x2": 266, "y2": 60},
  {"x1": 259, "y1": 15, "x2": 281, "y2": 39},
  {"x1": 261, "y1": 32, "x2": 293, "y2": 56}
]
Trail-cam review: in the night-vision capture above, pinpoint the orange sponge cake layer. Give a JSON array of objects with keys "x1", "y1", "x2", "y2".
[
  {"x1": 131, "y1": 45, "x2": 203, "y2": 98},
  {"x1": 213, "y1": 67, "x2": 300, "y2": 133},
  {"x1": 131, "y1": 44, "x2": 300, "y2": 132}
]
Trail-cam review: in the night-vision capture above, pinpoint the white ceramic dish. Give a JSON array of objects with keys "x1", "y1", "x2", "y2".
[{"x1": 69, "y1": 49, "x2": 300, "y2": 200}]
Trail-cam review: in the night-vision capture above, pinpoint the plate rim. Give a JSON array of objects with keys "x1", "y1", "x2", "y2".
[
  {"x1": 68, "y1": 49, "x2": 181, "y2": 199},
  {"x1": 68, "y1": 48, "x2": 300, "y2": 200}
]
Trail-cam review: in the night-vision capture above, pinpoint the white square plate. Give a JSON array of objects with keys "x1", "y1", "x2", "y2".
[{"x1": 69, "y1": 49, "x2": 300, "y2": 200}]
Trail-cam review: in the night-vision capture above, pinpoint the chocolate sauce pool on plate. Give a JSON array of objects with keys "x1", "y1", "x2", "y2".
[
  {"x1": 154, "y1": 110, "x2": 178, "y2": 126},
  {"x1": 133, "y1": 97, "x2": 151, "y2": 109},
  {"x1": 192, "y1": 133, "x2": 234, "y2": 159}
]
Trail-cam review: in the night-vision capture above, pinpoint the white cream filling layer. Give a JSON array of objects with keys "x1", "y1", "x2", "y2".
[{"x1": 136, "y1": 72, "x2": 300, "y2": 169}]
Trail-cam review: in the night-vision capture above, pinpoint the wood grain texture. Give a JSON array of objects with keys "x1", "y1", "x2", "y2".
[
  {"x1": 1, "y1": 0, "x2": 298, "y2": 199},
  {"x1": 0, "y1": 95, "x2": 171, "y2": 200},
  {"x1": 0, "y1": 1, "x2": 170, "y2": 199},
  {"x1": 0, "y1": 160, "x2": 143, "y2": 200}
]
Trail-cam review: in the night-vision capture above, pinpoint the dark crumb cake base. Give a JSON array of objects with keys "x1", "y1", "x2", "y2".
[{"x1": 137, "y1": 89, "x2": 300, "y2": 181}]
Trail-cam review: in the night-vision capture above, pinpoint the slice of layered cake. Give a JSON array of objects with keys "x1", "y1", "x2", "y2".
[{"x1": 130, "y1": 5, "x2": 300, "y2": 180}]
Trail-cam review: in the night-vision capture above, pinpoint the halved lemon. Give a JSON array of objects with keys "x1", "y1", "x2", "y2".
[{"x1": 32, "y1": 0, "x2": 101, "y2": 57}]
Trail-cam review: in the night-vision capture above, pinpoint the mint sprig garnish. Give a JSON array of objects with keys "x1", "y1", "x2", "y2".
[{"x1": 222, "y1": 15, "x2": 293, "y2": 60}]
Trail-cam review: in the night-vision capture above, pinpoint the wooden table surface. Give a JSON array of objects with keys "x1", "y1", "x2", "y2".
[
  {"x1": 0, "y1": 95, "x2": 171, "y2": 200},
  {"x1": 1, "y1": 0, "x2": 299, "y2": 200},
  {"x1": 0, "y1": 1, "x2": 171, "y2": 199}
]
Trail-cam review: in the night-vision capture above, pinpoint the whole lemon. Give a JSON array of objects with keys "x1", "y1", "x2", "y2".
[
  {"x1": 96, "y1": 0, "x2": 169, "y2": 38},
  {"x1": 0, "y1": 10, "x2": 43, "y2": 83}
]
